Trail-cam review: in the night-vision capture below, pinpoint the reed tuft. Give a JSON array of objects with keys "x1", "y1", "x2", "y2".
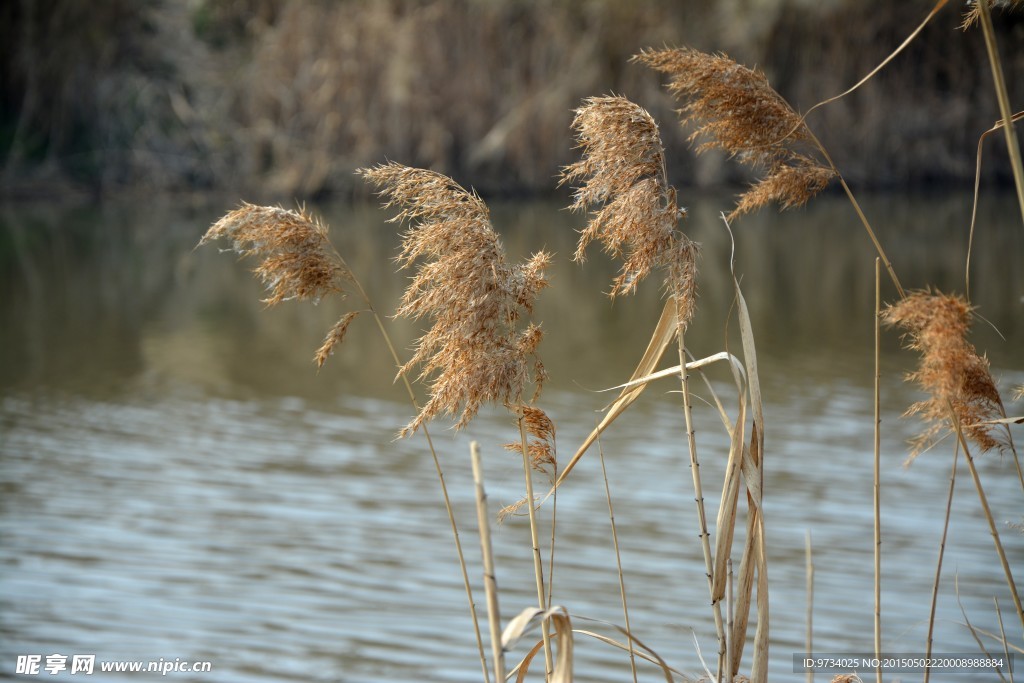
[
  {"x1": 882, "y1": 291, "x2": 1007, "y2": 460},
  {"x1": 359, "y1": 162, "x2": 551, "y2": 436},
  {"x1": 634, "y1": 47, "x2": 835, "y2": 221},
  {"x1": 560, "y1": 95, "x2": 699, "y2": 326},
  {"x1": 504, "y1": 405, "x2": 557, "y2": 478},
  {"x1": 201, "y1": 203, "x2": 352, "y2": 307},
  {"x1": 961, "y1": 0, "x2": 1024, "y2": 29},
  {"x1": 200, "y1": 203, "x2": 363, "y2": 368}
]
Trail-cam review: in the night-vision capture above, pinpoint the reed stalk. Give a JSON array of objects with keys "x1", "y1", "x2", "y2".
[
  {"x1": 677, "y1": 326, "x2": 727, "y2": 682},
  {"x1": 597, "y1": 434, "x2": 637, "y2": 683},
  {"x1": 950, "y1": 408, "x2": 1024, "y2": 633},
  {"x1": 518, "y1": 414, "x2": 554, "y2": 680},
  {"x1": 872, "y1": 258, "x2": 882, "y2": 683},
  {"x1": 974, "y1": 0, "x2": 1024, "y2": 228},
  {"x1": 805, "y1": 531, "x2": 814, "y2": 683},
  {"x1": 353, "y1": 274, "x2": 492, "y2": 683},
  {"x1": 924, "y1": 443, "x2": 959, "y2": 683},
  {"x1": 470, "y1": 441, "x2": 503, "y2": 683}
]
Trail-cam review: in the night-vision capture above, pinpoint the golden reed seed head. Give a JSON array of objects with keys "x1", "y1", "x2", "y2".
[
  {"x1": 560, "y1": 95, "x2": 699, "y2": 327},
  {"x1": 201, "y1": 202, "x2": 351, "y2": 306},
  {"x1": 359, "y1": 162, "x2": 550, "y2": 436},
  {"x1": 883, "y1": 291, "x2": 1007, "y2": 459},
  {"x1": 634, "y1": 47, "x2": 835, "y2": 220},
  {"x1": 200, "y1": 203, "x2": 361, "y2": 368}
]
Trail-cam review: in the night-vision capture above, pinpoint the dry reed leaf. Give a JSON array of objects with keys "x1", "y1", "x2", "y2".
[
  {"x1": 502, "y1": 606, "x2": 574, "y2": 683},
  {"x1": 360, "y1": 162, "x2": 550, "y2": 435},
  {"x1": 635, "y1": 47, "x2": 835, "y2": 221},
  {"x1": 882, "y1": 290, "x2": 1007, "y2": 460}
]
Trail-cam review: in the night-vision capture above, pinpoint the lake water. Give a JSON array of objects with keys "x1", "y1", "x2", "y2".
[{"x1": 1, "y1": 193, "x2": 1021, "y2": 682}]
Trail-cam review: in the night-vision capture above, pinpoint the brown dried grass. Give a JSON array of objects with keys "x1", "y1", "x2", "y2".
[
  {"x1": 199, "y1": 203, "x2": 362, "y2": 368},
  {"x1": 634, "y1": 47, "x2": 835, "y2": 221},
  {"x1": 360, "y1": 162, "x2": 551, "y2": 436},
  {"x1": 560, "y1": 95, "x2": 699, "y2": 327},
  {"x1": 882, "y1": 290, "x2": 1007, "y2": 460}
]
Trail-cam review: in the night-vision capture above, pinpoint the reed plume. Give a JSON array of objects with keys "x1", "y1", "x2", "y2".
[
  {"x1": 634, "y1": 47, "x2": 835, "y2": 221},
  {"x1": 560, "y1": 95, "x2": 699, "y2": 326},
  {"x1": 360, "y1": 162, "x2": 551, "y2": 436},
  {"x1": 961, "y1": 0, "x2": 1024, "y2": 28},
  {"x1": 882, "y1": 290, "x2": 1007, "y2": 460},
  {"x1": 199, "y1": 202, "x2": 361, "y2": 368}
]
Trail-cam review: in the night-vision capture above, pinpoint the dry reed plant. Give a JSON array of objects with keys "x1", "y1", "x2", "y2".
[
  {"x1": 359, "y1": 162, "x2": 551, "y2": 437},
  {"x1": 360, "y1": 162, "x2": 559, "y2": 677},
  {"x1": 199, "y1": 200, "x2": 495, "y2": 681},
  {"x1": 881, "y1": 290, "x2": 1007, "y2": 460},
  {"x1": 561, "y1": 95, "x2": 699, "y2": 324},
  {"x1": 199, "y1": 203, "x2": 363, "y2": 367},
  {"x1": 633, "y1": 48, "x2": 835, "y2": 222},
  {"x1": 560, "y1": 94, "x2": 774, "y2": 683}
]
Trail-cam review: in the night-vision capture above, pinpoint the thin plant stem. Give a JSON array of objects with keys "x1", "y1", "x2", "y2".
[
  {"x1": 676, "y1": 325, "x2": 727, "y2": 682},
  {"x1": 873, "y1": 258, "x2": 883, "y2": 683},
  {"x1": 949, "y1": 404, "x2": 1024, "y2": 634},
  {"x1": 518, "y1": 414, "x2": 553, "y2": 680},
  {"x1": 339, "y1": 258, "x2": 490, "y2": 681},
  {"x1": 976, "y1": 0, "x2": 1024, "y2": 229},
  {"x1": 805, "y1": 530, "x2": 814, "y2": 683},
  {"x1": 727, "y1": 557, "x2": 734, "y2": 683},
  {"x1": 598, "y1": 432, "x2": 638, "y2": 683},
  {"x1": 546, "y1": 469, "x2": 558, "y2": 611},
  {"x1": 995, "y1": 597, "x2": 1014, "y2": 683},
  {"x1": 470, "y1": 441, "x2": 502, "y2": 683},
  {"x1": 924, "y1": 442, "x2": 959, "y2": 683},
  {"x1": 807, "y1": 130, "x2": 905, "y2": 298}
]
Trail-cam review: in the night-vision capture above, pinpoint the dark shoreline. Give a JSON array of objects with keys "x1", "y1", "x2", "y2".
[{"x1": 2, "y1": 1, "x2": 1021, "y2": 200}]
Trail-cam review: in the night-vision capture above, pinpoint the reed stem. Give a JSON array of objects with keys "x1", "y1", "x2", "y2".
[
  {"x1": 470, "y1": 442, "x2": 503, "y2": 683},
  {"x1": 805, "y1": 530, "x2": 814, "y2": 683},
  {"x1": 518, "y1": 415, "x2": 553, "y2": 680},
  {"x1": 924, "y1": 442, "x2": 959, "y2": 683},
  {"x1": 808, "y1": 131, "x2": 905, "y2": 298},
  {"x1": 598, "y1": 436, "x2": 638, "y2": 683},
  {"x1": 976, "y1": 0, "x2": 1024, "y2": 229},
  {"x1": 873, "y1": 258, "x2": 882, "y2": 683},
  {"x1": 343, "y1": 264, "x2": 490, "y2": 681},
  {"x1": 949, "y1": 404, "x2": 1024, "y2": 634},
  {"x1": 676, "y1": 324, "x2": 727, "y2": 682}
]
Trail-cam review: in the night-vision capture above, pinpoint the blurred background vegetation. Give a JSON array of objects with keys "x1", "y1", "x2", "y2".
[{"x1": 1, "y1": 0, "x2": 1021, "y2": 200}]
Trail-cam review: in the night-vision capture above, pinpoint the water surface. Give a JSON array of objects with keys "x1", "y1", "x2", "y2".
[{"x1": 1, "y1": 194, "x2": 1022, "y2": 681}]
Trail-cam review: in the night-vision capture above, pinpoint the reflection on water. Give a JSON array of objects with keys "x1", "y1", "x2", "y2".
[{"x1": 1, "y1": 194, "x2": 1022, "y2": 681}]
